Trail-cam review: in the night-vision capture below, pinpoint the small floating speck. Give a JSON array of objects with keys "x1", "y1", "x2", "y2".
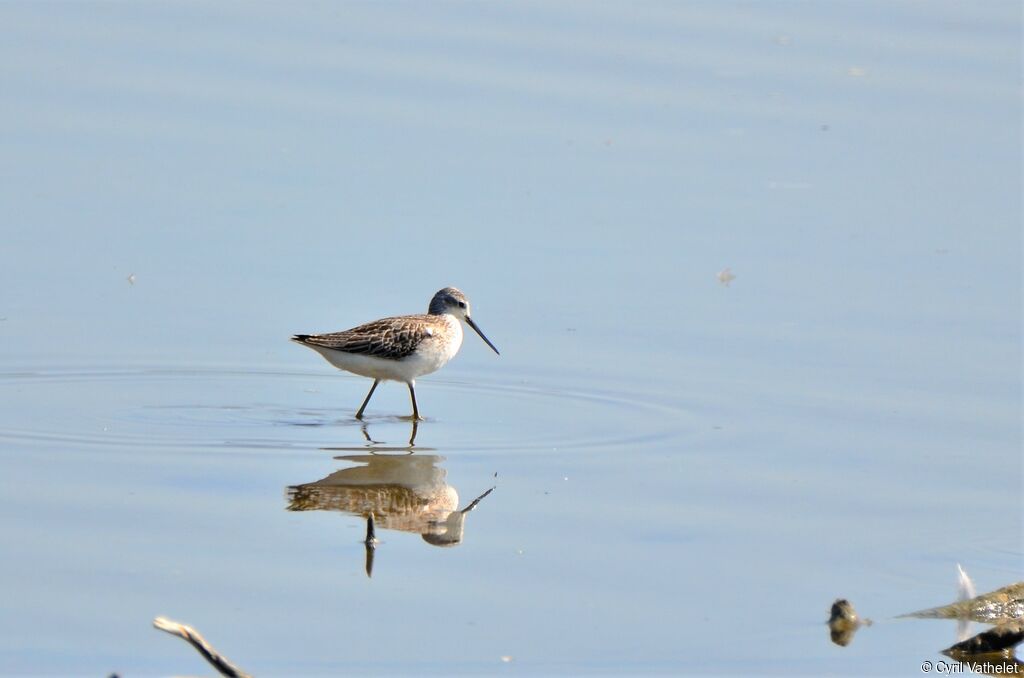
[
  {"x1": 847, "y1": 66, "x2": 867, "y2": 77},
  {"x1": 717, "y1": 268, "x2": 736, "y2": 286},
  {"x1": 500, "y1": 656, "x2": 513, "y2": 663},
  {"x1": 126, "y1": 273, "x2": 136, "y2": 285}
]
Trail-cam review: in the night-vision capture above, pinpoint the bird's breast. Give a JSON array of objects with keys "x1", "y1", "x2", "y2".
[{"x1": 411, "y1": 315, "x2": 463, "y2": 376}]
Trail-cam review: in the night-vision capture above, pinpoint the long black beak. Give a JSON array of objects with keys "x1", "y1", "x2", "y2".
[{"x1": 465, "y1": 316, "x2": 500, "y2": 355}]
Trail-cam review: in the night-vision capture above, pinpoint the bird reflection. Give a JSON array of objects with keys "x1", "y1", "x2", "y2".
[{"x1": 286, "y1": 452, "x2": 494, "y2": 577}]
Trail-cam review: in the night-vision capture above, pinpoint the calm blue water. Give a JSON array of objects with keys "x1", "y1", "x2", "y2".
[{"x1": 0, "y1": 1, "x2": 1020, "y2": 676}]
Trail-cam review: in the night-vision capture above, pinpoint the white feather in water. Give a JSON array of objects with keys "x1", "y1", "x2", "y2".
[{"x1": 956, "y1": 563, "x2": 977, "y2": 642}]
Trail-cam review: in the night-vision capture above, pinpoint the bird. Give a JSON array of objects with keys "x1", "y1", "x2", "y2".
[{"x1": 291, "y1": 287, "x2": 499, "y2": 420}]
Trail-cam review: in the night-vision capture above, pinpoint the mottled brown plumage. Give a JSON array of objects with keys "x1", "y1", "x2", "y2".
[{"x1": 292, "y1": 315, "x2": 444, "y2": 361}]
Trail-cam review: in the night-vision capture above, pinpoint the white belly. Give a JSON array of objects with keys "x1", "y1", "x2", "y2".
[{"x1": 308, "y1": 316, "x2": 463, "y2": 383}]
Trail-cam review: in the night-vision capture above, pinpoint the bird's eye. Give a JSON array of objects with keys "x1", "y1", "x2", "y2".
[{"x1": 458, "y1": 301, "x2": 467, "y2": 309}]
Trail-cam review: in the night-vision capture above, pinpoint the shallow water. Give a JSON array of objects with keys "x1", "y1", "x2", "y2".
[{"x1": 1, "y1": 1, "x2": 1021, "y2": 676}]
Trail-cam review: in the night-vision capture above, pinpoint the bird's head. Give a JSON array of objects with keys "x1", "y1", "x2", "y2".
[{"x1": 428, "y1": 287, "x2": 499, "y2": 355}]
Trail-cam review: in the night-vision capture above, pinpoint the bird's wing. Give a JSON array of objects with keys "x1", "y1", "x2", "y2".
[{"x1": 293, "y1": 315, "x2": 435, "y2": 360}]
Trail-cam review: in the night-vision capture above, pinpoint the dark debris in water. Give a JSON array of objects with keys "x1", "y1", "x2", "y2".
[
  {"x1": 830, "y1": 578, "x2": 1024, "y2": 669},
  {"x1": 828, "y1": 598, "x2": 871, "y2": 647},
  {"x1": 901, "y1": 582, "x2": 1024, "y2": 625},
  {"x1": 942, "y1": 623, "x2": 1024, "y2": 676},
  {"x1": 944, "y1": 622, "x2": 1024, "y2": 656}
]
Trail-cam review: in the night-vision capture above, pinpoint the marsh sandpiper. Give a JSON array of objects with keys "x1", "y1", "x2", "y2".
[{"x1": 292, "y1": 287, "x2": 499, "y2": 420}]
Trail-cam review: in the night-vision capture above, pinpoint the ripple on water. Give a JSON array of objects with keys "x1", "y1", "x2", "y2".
[{"x1": 0, "y1": 366, "x2": 696, "y2": 454}]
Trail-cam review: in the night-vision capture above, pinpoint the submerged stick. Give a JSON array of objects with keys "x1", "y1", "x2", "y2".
[
  {"x1": 365, "y1": 512, "x2": 378, "y2": 546},
  {"x1": 900, "y1": 582, "x2": 1024, "y2": 624},
  {"x1": 153, "y1": 616, "x2": 252, "y2": 678},
  {"x1": 364, "y1": 512, "x2": 379, "y2": 578}
]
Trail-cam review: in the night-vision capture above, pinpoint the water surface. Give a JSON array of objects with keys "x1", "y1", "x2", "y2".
[{"x1": 0, "y1": 1, "x2": 1020, "y2": 675}]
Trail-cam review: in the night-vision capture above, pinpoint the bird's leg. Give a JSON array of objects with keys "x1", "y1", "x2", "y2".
[
  {"x1": 355, "y1": 379, "x2": 380, "y2": 420},
  {"x1": 407, "y1": 380, "x2": 422, "y2": 421}
]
